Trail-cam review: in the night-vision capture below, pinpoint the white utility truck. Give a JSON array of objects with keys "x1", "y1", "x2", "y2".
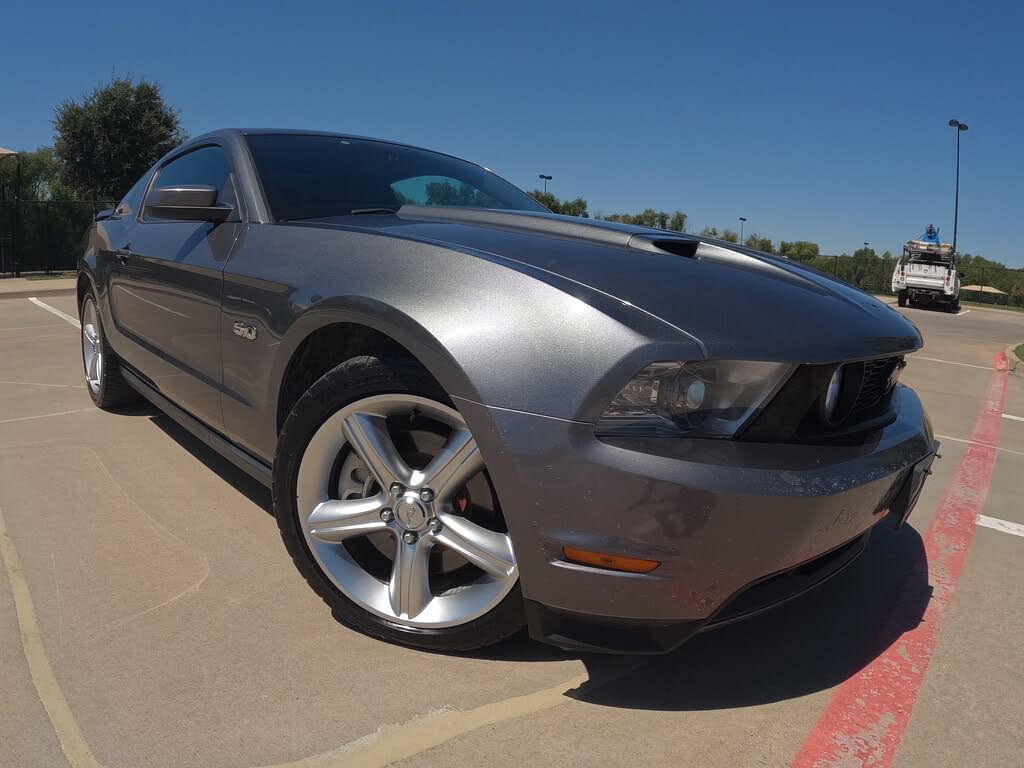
[{"x1": 891, "y1": 225, "x2": 960, "y2": 312}]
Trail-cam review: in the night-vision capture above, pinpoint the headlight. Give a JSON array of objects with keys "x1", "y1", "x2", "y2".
[{"x1": 595, "y1": 360, "x2": 794, "y2": 438}]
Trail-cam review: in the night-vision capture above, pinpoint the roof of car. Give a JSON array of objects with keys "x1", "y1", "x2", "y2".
[{"x1": 190, "y1": 128, "x2": 446, "y2": 157}]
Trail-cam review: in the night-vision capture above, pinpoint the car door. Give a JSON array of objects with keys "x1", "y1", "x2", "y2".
[{"x1": 106, "y1": 144, "x2": 242, "y2": 431}]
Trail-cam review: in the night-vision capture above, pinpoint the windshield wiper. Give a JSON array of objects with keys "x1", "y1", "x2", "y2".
[{"x1": 349, "y1": 207, "x2": 400, "y2": 215}]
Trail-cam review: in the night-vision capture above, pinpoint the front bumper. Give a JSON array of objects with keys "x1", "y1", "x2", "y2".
[{"x1": 458, "y1": 385, "x2": 936, "y2": 653}]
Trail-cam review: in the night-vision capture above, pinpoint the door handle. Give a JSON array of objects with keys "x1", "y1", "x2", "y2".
[{"x1": 115, "y1": 244, "x2": 133, "y2": 265}]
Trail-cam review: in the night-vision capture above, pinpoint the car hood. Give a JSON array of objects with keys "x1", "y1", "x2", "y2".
[{"x1": 303, "y1": 206, "x2": 921, "y2": 364}]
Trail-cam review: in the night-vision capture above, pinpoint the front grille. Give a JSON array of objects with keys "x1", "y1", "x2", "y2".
[
  {"x1": 741, "y1": 354, "x2": 905, "y2": 444},
  {"x1": 852, "y1": 356, "x2": 902, "y2": 414}
]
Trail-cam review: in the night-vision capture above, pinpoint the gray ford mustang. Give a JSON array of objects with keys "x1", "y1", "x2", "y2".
[{"x1": 78, "y1": 129, "x2": 937, "y2": 653}]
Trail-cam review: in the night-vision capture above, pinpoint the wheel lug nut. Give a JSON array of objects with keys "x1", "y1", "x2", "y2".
[
  {"x1": 402, "y1": 531, "x2": 418, "y2": 545},
  {"x1": 390, "y1": 483, "x2": 404, "y2": 497},
  {"x1": 419, "y1": 488, "x2": 435, "y2": 503},
  {"x1": 428, "y1": 518, "x2": 442, "y2": 534},
  {"x1": 380, "y1": 508, "x2": 393, "y2": 522}
]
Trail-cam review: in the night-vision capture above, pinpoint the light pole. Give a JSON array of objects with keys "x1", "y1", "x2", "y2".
[
  {"x1": 863, "y1": 242, "x2": 869, "y2": 256},
  {"x1": 948, "y1": 119, "x2": 968, "y2": 253},
  {"x1": 538, "y1": 174, "x2": 552, "y2": 194},
  {"x1": 738, "y1": 217, "x2": 746, "y2": 244}
]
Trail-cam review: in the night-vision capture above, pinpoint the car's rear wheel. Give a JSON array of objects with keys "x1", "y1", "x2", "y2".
[
  {"x1": 273, "y1": 356, "x2": 523, "y2": 651},
  {"x1": 897, "y1": 290, "x2": 907, "y2": 308},
  {"x1": 80, "y1": 290, "x2": 139, "y2": 408}
]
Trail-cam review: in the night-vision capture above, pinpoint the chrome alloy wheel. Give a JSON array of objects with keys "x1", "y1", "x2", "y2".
[
  {"x1": 296, "y1": 394, "x2": 518, "y2": 628},
  {"x1": 81, "y1": 297, "x2": 103, "y2": 394}
]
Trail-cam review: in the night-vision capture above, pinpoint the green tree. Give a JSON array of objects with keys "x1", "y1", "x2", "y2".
[
  {"x1": 778, "y1": 240, "x2": 820, "y2": 262},
  {"x1": 1010, "y1": 282, "x2": 1024, "y2": 305},
  {"x1": 852, "y1": 246, "x2": 877, "y2": 259},
  {"x1": 602, "y1": 209, "x2": 685, "y2": 231},
  {"x1": 744, "y1": 233, "x2": 773, "y2": 252},
  {"x1": 720, "y1": 229, "x2": 738, "y2": 243},
  {"x1": 527, "y1": 190, "x2": 589, "y2": 217},
  {"x1": 0, "y1": 147, "x2": 74, "y2": 201},
  {"x1": 699, "y1": 226, "x2": 719, "y2": 238},
  {"x1": 668, "y1": 211, "x2": 687, "y2": 232},
  {"x1": 54, "y1": 77, "x2": 187, "y2": 199}
]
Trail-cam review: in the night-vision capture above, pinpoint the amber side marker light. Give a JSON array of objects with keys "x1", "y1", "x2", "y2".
[{"x1": 562, "y1": 546, "x2": 661, "y2": 574}]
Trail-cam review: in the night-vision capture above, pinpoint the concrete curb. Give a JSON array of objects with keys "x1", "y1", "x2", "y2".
[
  {"x1": 1006, "y1": 344, "x2": 1022, "y2": 373},
  {"x1": 0, "y1": 286, "x2": 77, "y2": 300}
]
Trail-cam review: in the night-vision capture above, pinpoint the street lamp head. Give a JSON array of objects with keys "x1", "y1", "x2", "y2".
[
  {"x1": 949, "y1": 119, "x2": 969, "y2": 131},
  {"x1": 738, "y1": 217, "x2": 746, "y2": 222}
]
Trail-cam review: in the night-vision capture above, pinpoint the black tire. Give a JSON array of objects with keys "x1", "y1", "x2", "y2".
[
  {"x1": 79, "y1": 288, "x2": 140, "y2": 409},
  {"x1": 950, "y1": 299, "x2": 960, "y2": 313},
  {"x1": 273, "y1": 355, "x2": 524, "y2": 652},
  {"x1": 897, "y1": 290, "x2": 907, "y2": 308}
]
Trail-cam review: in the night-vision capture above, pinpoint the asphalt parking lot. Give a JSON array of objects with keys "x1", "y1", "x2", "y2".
[{"x1": 1, "y1": 292, "x2": 1022, "y2": 768}]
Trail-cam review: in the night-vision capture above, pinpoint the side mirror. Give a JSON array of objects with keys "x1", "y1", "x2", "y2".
[
  {"x1": 144, "y1": 185, "x2": 232, "y2": 222},
  {"x1": 93, "y1": 208, "x2": 116, "y2": 222}
]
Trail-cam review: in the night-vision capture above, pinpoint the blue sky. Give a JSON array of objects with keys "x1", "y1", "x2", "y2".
[{"x1": 3, "y1": 0, "x2": 1022, "y2": 264}]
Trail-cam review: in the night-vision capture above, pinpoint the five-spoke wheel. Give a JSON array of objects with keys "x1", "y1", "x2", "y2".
[
  {"x1": 275, "y1": 356, "x2": 522, "y2": 650},
  {"x1": 297, "y1": 394, "x2": 517, "y2": 626}
]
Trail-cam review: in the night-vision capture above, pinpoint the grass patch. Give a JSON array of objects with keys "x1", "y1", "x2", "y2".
[
  {"x1": 1015, "y1": 344, "x2": 1024, "y2": 361},
  {"x1": 960, "y1": 299, "x2": 1024, "y2": 314}
]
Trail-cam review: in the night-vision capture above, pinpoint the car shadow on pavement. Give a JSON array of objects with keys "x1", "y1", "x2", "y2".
[
  {"x1": 571, "y1": 521, "x2": 931, "y2": 710},
  {"x1": 148, "y1": 413, "x2": 275, "y2": 513},
  {"x1": 144, "y1": 409, "x2": 933, "y2": 687}
]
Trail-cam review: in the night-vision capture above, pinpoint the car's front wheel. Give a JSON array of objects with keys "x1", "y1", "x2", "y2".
[{"x1": 273, "y1": 356, "x2": 523, "y2": 651}]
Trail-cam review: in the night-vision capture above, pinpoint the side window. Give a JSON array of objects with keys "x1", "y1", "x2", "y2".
[{"x1": 146, "y1": 145, "x2": 237, "y2": 219}]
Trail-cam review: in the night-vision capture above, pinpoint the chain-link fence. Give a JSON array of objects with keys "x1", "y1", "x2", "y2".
[{"x1": 0, "y1": 200, "x2": 114, "y2": 277}]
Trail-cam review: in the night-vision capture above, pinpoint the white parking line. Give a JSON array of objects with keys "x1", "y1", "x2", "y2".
[
  {"x1": 0, "y1": 324, "x2": 66, "y2": 332},
  {"x1": 934, "y1": 433, "x2": 1024, "y2": 459},
  {"x1": 977, "y1": 515, "x2": 1024, "y2": 539},
  {"x1": 1002, "y1": 413, "x2": 1024, "y2": 423},
  {"x1": 0, "y1": 408, "x2": 95, "y2": 425},
  {"x1": 27, "y1": 297, "x2": 80, "y2": 329},
  {"x1": 915, "y1": 356, "x2": 992, "y2": 371},
  {"x1": 954, "y1": 309, "x2": 971, "y2": 316},
  {"x1": 0, "y1": 381, "x2": 86, "y2": 389}
]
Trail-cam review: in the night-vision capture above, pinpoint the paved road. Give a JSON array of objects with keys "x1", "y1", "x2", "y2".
[{"x1": 1, "y1": 293, "x2": 1021, "y2": 768}]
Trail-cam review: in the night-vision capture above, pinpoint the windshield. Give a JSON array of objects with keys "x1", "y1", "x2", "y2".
[{"x1": 246, "y1": 134, "x2": 546, "y2": 221}]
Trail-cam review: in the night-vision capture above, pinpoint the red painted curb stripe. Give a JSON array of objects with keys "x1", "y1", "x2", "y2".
[{"x1": 791, "y1": 351, "x2": 1009, "y2": 768}]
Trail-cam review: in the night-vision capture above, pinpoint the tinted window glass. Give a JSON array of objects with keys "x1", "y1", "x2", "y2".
[
  {"x1": 246, "y1": 134, "x2": 545, "y2": 221},
  {"x1": 149, "y1": 145, "x2": 236, "y2": 212}
]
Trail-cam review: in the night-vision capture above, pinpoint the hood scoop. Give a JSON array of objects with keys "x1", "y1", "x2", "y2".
[
  {"x1": 397, "y1": 205, "x2": 819, "y2": 291},
  {"x1": 628, "y1": 235, "x2": 700, "y2": 259}
]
